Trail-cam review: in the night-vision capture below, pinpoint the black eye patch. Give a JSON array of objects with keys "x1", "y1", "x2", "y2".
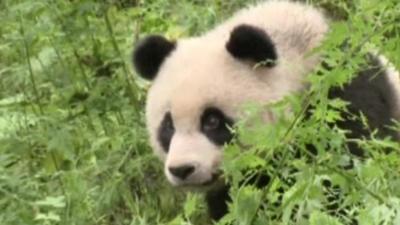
[
  {"x1": 158, "y1": 112, "x2": 175, "y2": 153},
  {"x1": 200, "y1": 107, "x2": 235, "y2": 146}
]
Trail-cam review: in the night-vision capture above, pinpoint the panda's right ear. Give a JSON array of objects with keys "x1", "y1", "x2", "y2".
[{"x1": 133, "y1": 35, "x2": 176, "y2": 80}]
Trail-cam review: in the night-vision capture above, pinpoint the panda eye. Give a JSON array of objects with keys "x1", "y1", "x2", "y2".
[
  {"x1": 200, "y1": 107, "x2": 234, "y2": 146},
  {"x1": 203, "y1": 114, "x2": 221, "y2": 131},
  {"x1": 158, "y1": 112, "x2": 175, "y2": 153},
  {"x1": 164, "y1": 116, "x2": 174, "y2": 131}
]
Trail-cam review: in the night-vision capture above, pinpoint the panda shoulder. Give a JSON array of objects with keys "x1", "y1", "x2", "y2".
[{"x1": 377, "y1": 55, "x2": 400, "y2": 120}]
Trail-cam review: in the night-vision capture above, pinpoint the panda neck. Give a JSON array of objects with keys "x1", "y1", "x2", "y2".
[
  {"x1": 205, "y1": 185, "x2": 230, "y2": 221},
  {"x1": 205, "y1": 174, "x2": 271, "y2": 221}
]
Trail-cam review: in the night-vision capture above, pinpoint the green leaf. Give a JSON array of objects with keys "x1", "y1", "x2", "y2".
[
  {"x1": 35, "y1": 196, "x2": 66, "y2": 208},
  {"x1": 309, "y1": 211, "x2": 344, "y2": 225},
  {"x1": 183, "y1": 193, "x2": 200, "y2": 218},
  {"x1": 34, "y1": 211, "x2": 61, "y2": 222},
  {"x1": 231, "y1": 186, "x2": 262, "y2": 225}
]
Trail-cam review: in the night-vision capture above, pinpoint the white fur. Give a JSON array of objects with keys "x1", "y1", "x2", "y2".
[
  {"x1": 378, "y1": 55, "x2": 400, "y2": 119},
  {"x1": 377, "y1": 55, "x2": 400, "y2": 140}
]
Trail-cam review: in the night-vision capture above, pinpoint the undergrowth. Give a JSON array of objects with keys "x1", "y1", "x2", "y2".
[{"x1": 0, "y1": 0, "x2": 399, "y2": 225}]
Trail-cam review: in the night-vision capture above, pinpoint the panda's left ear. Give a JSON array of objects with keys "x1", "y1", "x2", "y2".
[
  {"x1": 133, "y1": 35, "x2": 176, "y2": 80},
  {"x1": 226, "y1": 24, "x2": 277, "y2": 67}
]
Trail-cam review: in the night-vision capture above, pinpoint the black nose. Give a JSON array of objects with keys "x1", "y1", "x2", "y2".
[{"x1": 169, "y1": 165, "x2": 195, "y2": 180}]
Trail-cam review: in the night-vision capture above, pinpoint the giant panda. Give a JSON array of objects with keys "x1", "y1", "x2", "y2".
[{"x1": 132, "y1": 0, "x2": 400, "y2": 221}]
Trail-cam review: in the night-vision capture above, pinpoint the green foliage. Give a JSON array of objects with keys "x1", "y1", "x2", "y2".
[
  {"x1": 218, "y1": 0, "x2": 400, "y2": 224},
  {"x1": 1, "y1": 0, "x2": 399, "y2": 225}
]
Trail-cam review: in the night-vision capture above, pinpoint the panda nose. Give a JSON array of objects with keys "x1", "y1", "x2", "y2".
[{"x1": 169, "y1": 165, "x2": 195, "y2": 180}]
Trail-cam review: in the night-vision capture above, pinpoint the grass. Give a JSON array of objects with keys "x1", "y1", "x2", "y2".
[{"x1": 1, "y1": 0, "x2": 399, "y2": 224}]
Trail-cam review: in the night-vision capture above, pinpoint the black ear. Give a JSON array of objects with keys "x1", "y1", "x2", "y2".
[
  {"x1": 133, "y1": 35, "x2": 176, "y2": 80},
  {"x1": 226, "y1": 24, "x2": 277, "y2": 67}
]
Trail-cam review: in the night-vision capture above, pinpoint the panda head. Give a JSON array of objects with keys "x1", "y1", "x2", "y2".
[{"x1": 133, "y1": 20, "x2": 326, "y2": 187}]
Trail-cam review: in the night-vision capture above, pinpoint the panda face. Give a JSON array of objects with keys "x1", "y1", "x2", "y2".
[
  {"x1": 156, "y1": 107, "x2": 234, "y2": 186},
  {"x1": 134, "y1": 1, "x2": 329, "y2": 187},
  {"x1": 143, "y1": 36, "x2": 308, "y2": 186},
  {"x1": 159, "y1": 109, "x2": 233, "y2": 186},
  {"x1": 143, "y1": 37, "x2": 280, "y2": 186},
  {"x1": 140, "y1": 38, "x2": 322, "y2": 186}
]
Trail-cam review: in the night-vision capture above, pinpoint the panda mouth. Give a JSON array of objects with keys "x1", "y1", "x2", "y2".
[
  {"x1": 176, "y1": 173, "x2": 223, "y2": 191},
  {"x1": 200, "y1": 173, "x2": 221, "y2": 186}
]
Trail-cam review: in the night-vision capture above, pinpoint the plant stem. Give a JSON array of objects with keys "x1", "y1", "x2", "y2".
[
  {"x1": 104, "y1": 10, "x2": 140, "y2": 112},
  {"x1": 18, "y1": 14, "x2": 43, "y2": 115}
]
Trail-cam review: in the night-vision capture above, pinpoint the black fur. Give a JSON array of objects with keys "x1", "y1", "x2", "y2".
[
  {"x1": 200, "y1": 107, "x2": 235, "y2": 146},
  {"x1": 206, "y1": 174, "x2": 270, "y2": 221},
  {"x1": 328, "y1": 55, "x2": 400, "y2": 156},
  {"x1": 133, "y1": 35, "x2": 176, "y2": 80},
  {"x1": 206, "y1": 185, "x2": 230, "y2": 221},
  {"x1": 226, "y1": 24, "x2": 277, "y2": 66},
  {"x1": 158, "y1": 112, "x2": 175, "y2": 152}
]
